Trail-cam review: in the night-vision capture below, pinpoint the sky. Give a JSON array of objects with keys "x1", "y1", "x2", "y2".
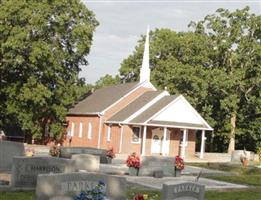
[{"x1": 80, "y1": 0, "x2": 261, "y2": 84}]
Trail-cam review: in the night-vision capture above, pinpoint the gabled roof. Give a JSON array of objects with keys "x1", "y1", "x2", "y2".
[
  {"x1": 130, "y1": 95, "x2": 179, "y2": 123},
  {"x1": 68, "y1": 82, "x2": 139, "y2": 115},
  {"x1": 107, "y1": 91, "x2": 163, "y2": 122}
]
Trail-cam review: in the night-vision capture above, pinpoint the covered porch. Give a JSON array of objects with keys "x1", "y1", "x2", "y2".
[{"x1": 139, "y1": 125, "x2": 209, "y2": 159}]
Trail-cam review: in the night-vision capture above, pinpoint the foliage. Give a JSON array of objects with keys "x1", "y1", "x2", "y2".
[
  {"x1": 119, "y1": 7, "x2": 261, "y2": 152},
  {"x1": 49, "y1": 144, "x2": 61, "y2": 157},
  {"x1": 0, "y1": 0, "x2": 98, "y2": 140},
  {"x1": 95, "y1": 74, "x2": 121, "y2": 89},
  {"x1": 74, "y1": 181, "x2": 107, "y2": 200},
  {"x1": 175, "y1": 156, "x2": 185, "y2": 170},
  {"x1": 126, "y1": 152, "x2": 141, "y2": 169}
]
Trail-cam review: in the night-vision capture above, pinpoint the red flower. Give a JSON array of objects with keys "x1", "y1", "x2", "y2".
[
  {"x1": 175, "y1": 155, "x2": 185, "y2": 170},
  {"x1": 126, "y1": 152, "x2": 141, "y2": 169},
  {"x1": 134, "y1": 194, "x2": 144, "y2": 200}
]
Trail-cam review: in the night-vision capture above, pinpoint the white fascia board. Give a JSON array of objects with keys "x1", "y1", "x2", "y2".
[
  {"x1": 144, "y1": 94, "x2": 213, "y2": 130},
  {"x1": 100, "y1": 80, "x2": 156, "y2": 114},
  {"x1": 121, "y1": 122, "x2": 213, "y2": 131},
  {"x1": 179, "y1": 95, "x2": 213, "y2": 130},
  {"x1": 124, "y1": 90, "x2": 170, "y2": 122}
]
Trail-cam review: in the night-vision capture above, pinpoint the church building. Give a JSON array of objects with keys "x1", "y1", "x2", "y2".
[{"x1": 65, "y1": 29, "x2": 213, "y2": 159}]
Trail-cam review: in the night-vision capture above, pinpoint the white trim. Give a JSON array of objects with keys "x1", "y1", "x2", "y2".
[
  {"x1": 107, "y1": 124, "x2": 111, "y2": 142},
  {"x1": 118, "y1": 122, "x2": 212, "y2": 131},
  {"x1": 124, "y1": 91, "x2": 169, "y2": 122},
  {"x1": 144, "y1": 95, "x2": 213, "y2": 130},
  {"x1": 141, "y1": 126, "x2": 147, "y2": 155},
  {"x1": 181, "y1": 129, "x2": 187, "y2": 159},
  {"x1": 97, "y1": 115, "x2": 103, "y2": 148},
  {"x1": 200, "y1": 130, "x2": 206, "y2": 159},
  {"x1": 71, "y1": 122, "x2": 75, "y2": 137},
  {"x1": 119, "y1": 125, "x2": 124, "y2": 153},
  {"x1": 79, "y1": 122, "x2": 83, "y2": 138},
  {"x1": 131, "y1": 126, "x2": 141, "y2": 144},
  {"x1": 179, "y1": 95, "x2": 213, "y2": 130},
  {"x1": 87, "y1": 122, "x2": 92, "y2": 139},
  {"x1": 162, "y1": 127, "x2": 167, "y2": 156},
  {"x1": 180, "y1": 129, "x2": 188, "y2": 147},
  {"x1": 100, "y1": 80, "x2": 156, "y2": 114}
]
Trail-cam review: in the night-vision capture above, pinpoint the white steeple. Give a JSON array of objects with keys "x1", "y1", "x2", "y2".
[{"x1": 140, "y1": 26, "x2": 150, "y2": 83}]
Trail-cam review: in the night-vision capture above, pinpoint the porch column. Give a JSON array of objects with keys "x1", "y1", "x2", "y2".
[
  {"x1": 181, "y1": 129, "x2": 187, "y2": 159},
  {"x1": 141, "y1": 126, "x2": 147, "y2": 156},
  {"x1": 162, "y1": 127, "x2": 167, "y2": 156},
  {"x1": 200, "y1": 130, "x2": 206, "y2": 159},
  {"x1": 119, "y1": 125, "x2": 124, "y2": 153}
]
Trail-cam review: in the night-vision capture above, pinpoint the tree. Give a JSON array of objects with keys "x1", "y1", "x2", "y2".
[
  {"x1": 95, "y1": 74, "x2": 121, "y2": 89},
  {"x1": 119, "y1": 7, "x2": 261, "y2": 152},
  {"x1": 190, "y1": 6, "x2": 261, "y2": 153},
  {"x1": 0, "y1": 0, "x2": 98, "y2": 141}
]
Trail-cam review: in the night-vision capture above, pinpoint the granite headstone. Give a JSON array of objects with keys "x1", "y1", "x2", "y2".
[
  {"x1": 60, "y1": 147, "x2": 109, "y2": 163},
  {"x1": 36, "y1": 172, "x2": 126, "y2": 200},
  {"x1": 11, "y1": 156, "x2": 75, "y2": 188},
  {"x1": 0, "y1": 140, "x2": 24, "y2": 170},
  {"x1": 139, "y1": 156, "x2": 175, "y2": 176},
  {"x1": 71, "y1": 154, "x2": 100, "y2": 172},
  {"x1": 161, "y1": 181, "x2": 205, "y2": 200}
]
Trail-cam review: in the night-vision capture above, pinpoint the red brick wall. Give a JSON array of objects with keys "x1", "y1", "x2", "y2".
[
  {"x1": 65, "y1": 115, "x2": 100, "y2": 147},
  {"x1": 120, "y1": 125, "x2": 142, "y2": 155}
]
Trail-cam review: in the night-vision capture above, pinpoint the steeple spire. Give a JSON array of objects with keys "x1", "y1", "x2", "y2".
[{"x1": 140, "y1": 26, "x2": 150, "y2": 83}]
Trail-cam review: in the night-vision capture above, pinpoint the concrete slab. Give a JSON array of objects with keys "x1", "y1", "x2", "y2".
[{"x1": 126, "y1": 176, "x2": 248, "y2": 191}]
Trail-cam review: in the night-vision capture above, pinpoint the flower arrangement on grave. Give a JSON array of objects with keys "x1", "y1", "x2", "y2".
[
  {"x1": 240, "y1": 148, "x2": 248, "y2": 167},
  {"x1": 126, "y1": 152, "x2": 141, "y2": 169},
  {"x1": 74, "y1": 181, "x2": 108, "y2": 200},
  {"x1": 133, "y1": 194, "x2": 148, "y2": 200},
  {"x1": 106, "y1": 147, "x2": 116, "y2": 159},
  {"x1": 175, "y1": 156, "x2": 185, "y2": 170},
  {"x1": 25, "y1": 147, "x2": 35, "y2": 157},
  {"x1": 49, "y1": 144, "x2": 61, "y2": 157}
]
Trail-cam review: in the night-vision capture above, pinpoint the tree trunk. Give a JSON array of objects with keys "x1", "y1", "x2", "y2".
[{"x1": 228, "y1": 113, "x2": 236, "y2": 154}]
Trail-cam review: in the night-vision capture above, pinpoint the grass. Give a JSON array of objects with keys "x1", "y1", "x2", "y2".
[
  {"x1": 189, "y1": 162, "x2": 261, "y2": 186},
  {"x1": 1, "y1": 189, "x2": 261, "y2": 200},
  {"x1": 1, "y1": 164, "x2": 261, "y2": 200},
  {"x1": 0, "y1": 191, "x2": 35, "y2": 200}
]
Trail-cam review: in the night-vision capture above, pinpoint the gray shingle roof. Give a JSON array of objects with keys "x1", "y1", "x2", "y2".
[
  {"x1": 68, "y1": 82, "x2": 138, "y2": 115},
  {"x1": 130, "y1": 95, "x2": 179, "y2": 123},
  {"x1": 107, "y1": 91, "x2": 163, "y2": 122}
]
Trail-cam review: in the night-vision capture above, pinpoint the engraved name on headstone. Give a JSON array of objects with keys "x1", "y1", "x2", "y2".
[
  {"x1": 11, "y1": 156, "x2": 75, "y2": 188},
  {"x1": 161, "y1": 182, "x2": 205, "y2": 200}
]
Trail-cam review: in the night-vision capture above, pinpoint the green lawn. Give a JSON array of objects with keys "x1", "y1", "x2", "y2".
[
  {"x1": 1, "y1": 189, "x2": 261, "y2": 200},
  {"x1": 189, "y1": 162, "x2": 261, "y2": 186}
]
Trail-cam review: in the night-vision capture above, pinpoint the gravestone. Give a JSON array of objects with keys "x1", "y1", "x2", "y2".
[
  {"x1": 36, "y1": 172, "x2": 126, "y2": 200},
  {"x1": 139, "y1": 156, "x2": 175, "y2": 176},
  {"x1": 60, "y1": 147, "x2": 109, "y2": 163},
  {"x1": 71, "y1": 154, "x2": 100, "y2": 172},
  {"x1": 0, "y1": 140, "x2": 24, "y2": 170},
  {"x1": 162, "y1": 181, "x2": 205, "y2": 200},
  {"x1": 11, "y1": 156, "x2": 75, "y2": 188}
]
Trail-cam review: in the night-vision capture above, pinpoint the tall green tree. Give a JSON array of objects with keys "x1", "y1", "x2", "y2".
[
  {"x1": 0, "y1": 0, "x2": 98, "y2": 141},
  {"x1": 190, "y1": 6, "x2": 261, "y2": 153},
  {"x1": 119, "y1": 7, "x2": 261, "y2": 152}
]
